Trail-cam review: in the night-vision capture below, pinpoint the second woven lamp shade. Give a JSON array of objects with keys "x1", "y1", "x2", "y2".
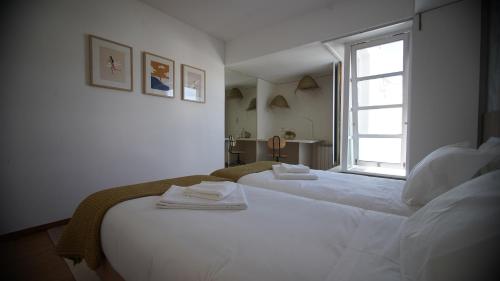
[
  {"x1": 269, "y1": 95, "x2": 290, "y2": 108},
  {"x1": 246, "y1": 98, "x2": 256, "y2": 111},
  {"x1": 226, "y1": 88, "x2": 244, "y2": 99},
  {"x1": 295, "y1": 75, "x2": 319, "y2": 93}
]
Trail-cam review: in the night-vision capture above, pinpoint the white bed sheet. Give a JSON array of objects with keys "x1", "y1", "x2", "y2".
[
  {"x1": 238, "y1": 170, "x2": 417, "y2": 216},
  {"x1": 101, "y1": 185, "x2": 405, "y2": 281}
]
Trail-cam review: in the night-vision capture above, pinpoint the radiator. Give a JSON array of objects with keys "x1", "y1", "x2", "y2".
[{"x1": 314, "y1": 144, "x2": 333, "y2": 170}]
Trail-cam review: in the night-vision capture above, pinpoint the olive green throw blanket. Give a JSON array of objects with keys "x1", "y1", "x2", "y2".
[
  {"x1": 56, "y1": 175, "x2": 229, "y2": 270},
  {"x1": 210, "y1": 161, "x2": 278, "y2": 182}
]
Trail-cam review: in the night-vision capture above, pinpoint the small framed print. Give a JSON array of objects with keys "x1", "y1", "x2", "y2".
[
  {"x1": 181, "y1": 64, "x2": 206, "y2": 103},
  {"x1": 89, "y1": 35, "x2": 133, "y2": 91},
  {"x1": 143, "y1": 52, "x2": 175, "y2": 98}
]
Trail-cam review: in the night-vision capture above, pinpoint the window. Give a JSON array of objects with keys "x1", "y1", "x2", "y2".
[{"x1": 342, "y1": 33, "x2": 409, "y2": 177}]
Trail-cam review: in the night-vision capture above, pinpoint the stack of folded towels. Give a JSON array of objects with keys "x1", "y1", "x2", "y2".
[
  {"x1": 272, "y1": 163, "x2": 318, "y2": 180},
  {"x1": 157, "y1": 181, "x2": 248, "y2": 210}
]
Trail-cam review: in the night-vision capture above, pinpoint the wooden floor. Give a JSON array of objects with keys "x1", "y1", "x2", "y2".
[{"x1": 0, "y1": 231, "x2": 75, "y2": 281}]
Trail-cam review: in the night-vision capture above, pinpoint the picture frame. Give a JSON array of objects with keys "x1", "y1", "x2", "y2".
[
  {"x1": 143, "y1": 52, "x2": 175, "y2": 98},
  {"x1": 181, "y1": 64, "x2": 206, "y2": 103},
  {"x1": 89, "y1": 35, "x2": 133, "y2": 91}
]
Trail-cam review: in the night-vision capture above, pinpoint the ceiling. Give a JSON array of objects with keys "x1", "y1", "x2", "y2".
[
  {"x1": 140, "y1": 0, "x2": 335, "y2": 41},
  {"x1": 225, "y1": 69, "x2": 257, "y2": 89},
  {"x1": 324, "y1": 20, "x2": 413, "y2": 60},
  {"x1": 227, "y1": 20, "x2": 411, "y2": 85},
  {"x1": 227, "y1": 42, "x2": 336, "y2": 84},
  {"x1": 415, "y1": 0, "x2": 458, "y2": 13},
  {"x1": 140, "y1": 0, "x2": 415, "y2": 85}
]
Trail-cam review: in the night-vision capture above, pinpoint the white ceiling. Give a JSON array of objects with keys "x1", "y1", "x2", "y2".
[
  {"x1": 414, "y1": 0, "x2": 458, "y2": 13},
  {"x1": 227, "y1": 20, "x2": 411, "y2": 85},
  {"x1": 140, "y1": 0, "x2": 335, "y2": 41},
  {"x1": 225, "y1": 69, "x2": 257, "y2": 89},
  {"x1": 324, "y1": 20, "x2": 413, "y2": 60},
  {"x1": 227, "y1": 42, "x2": 336, "y2": 84},
  {"x1": 140, "y1": 0, "x2": 414, "y2": 85}
]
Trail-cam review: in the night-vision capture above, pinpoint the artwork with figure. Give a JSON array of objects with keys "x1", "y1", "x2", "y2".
[
  {"x1": 187, "y1": 72, "x2": 201, "y2": 94},
  {"x1": 89, "y1": 35, "x2": 132, "y2": 91},
  {"x1": 99, "y1": 47, "x2": 126, "y2": 83},
  {"x1": 182, "y1": 64, "x2": 205, "y2": 103}
]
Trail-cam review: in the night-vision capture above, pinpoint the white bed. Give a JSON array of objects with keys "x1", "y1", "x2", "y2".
[
  {"x1": 100, "y1": 170, "x2": 500, "y2": 281},
  {"x1": 101, "y1": 184, "x2": 405, "y2": 281},
  {"x1": 97, "y1": 123, "x2": 500, "y2": 281},
  {"x1": 238, "y1": 169, "x2": 417, "y2": 216}
]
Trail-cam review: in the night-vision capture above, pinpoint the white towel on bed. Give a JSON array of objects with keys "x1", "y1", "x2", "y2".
[
  {"x1": 183, "y1": 181, "x2": 237, "y2": 200},
  {"x1": 157, "y1": 184, "x2": 248, "y2": 210},
  {"x1": 279, "y1": 163, "x2": 311, "y2": 173},
  {"x1": 272, "y1": 165, "x2": 318, "y2": 180}
]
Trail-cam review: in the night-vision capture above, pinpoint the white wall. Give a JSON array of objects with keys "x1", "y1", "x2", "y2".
[
  {"x1": 264, "y1": 75, "x2": 333, "y2": 142},
  {"x1": 487, "y1": 0, "x2": 500, "y2": 112},
  {"x1": 408, "y1": 0, "x2": 481, "y2": 169},
  {"x1": 256, "y1": 79, "x2": 276, "y2": 139},
  {"x1": 225, "y1": 0, "x2": 414, "y2": 65},
  {"x1": 0, "y1": 0, "x2": 225, "y2": 234},
  {"x1": 225, "y1": 87, "x2": 257, "y2": 138}
]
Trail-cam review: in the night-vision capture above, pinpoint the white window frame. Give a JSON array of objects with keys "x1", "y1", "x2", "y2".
[{"x1": 340, "y1": 32, "x2": 410, "y2": 178}]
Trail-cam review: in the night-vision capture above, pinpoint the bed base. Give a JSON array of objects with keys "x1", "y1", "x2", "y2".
[{"x1": 96, "y1": 258, "x2": 125, "y2": 281}]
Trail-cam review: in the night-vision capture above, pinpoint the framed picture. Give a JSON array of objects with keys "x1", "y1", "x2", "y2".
[
  {"x1": 89, "y1": 35, "x2": 133, "y2": 91},
  {"x1": 143, "y1": 52, "x2": 175, "y2": 98},
  {"x1": 181, "y1": 64, "x2": 206, "y2": 103}
]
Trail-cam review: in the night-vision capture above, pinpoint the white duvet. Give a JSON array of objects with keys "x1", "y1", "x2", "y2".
[
  {"x1": 101, "y1": 185, "x2": 405, "y2": 281},
  {"x1": 238, "y1": 170, "x2": 417, "y2": 216}
]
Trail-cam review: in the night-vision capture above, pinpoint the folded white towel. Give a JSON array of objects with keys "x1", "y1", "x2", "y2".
[
  {"x1": 280, "y1": 163, "x2": 310, "y2": 173},
  {"x1": 157, "y1": 184, "x2": 248, "y2": 210},
  {"x1": 183, "y1": 181, "x2": 237, "y2": 201},
  {"x1": 272, "y1": 165, "x2": 318, "y2": 180}
]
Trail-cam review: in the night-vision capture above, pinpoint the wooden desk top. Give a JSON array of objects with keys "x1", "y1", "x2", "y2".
[{"x1": 225, "y1": 138, "x2": 321, "y2": 144}]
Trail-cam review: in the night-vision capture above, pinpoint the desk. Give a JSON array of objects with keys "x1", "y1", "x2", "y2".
[{"x1": 225, "y1": 138, "x2": 322, "y2": 167}]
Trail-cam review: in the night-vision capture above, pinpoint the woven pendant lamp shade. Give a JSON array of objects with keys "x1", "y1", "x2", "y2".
[
  {"x1": 295, "y1": 75, "x2": 319, "y2": 93},
  {"x1": 246, "y1": 98, "x2": 256, "y2": 111},
  {"x1": 226, "y1": 88, "x2": 244, "y2": 99},
  {"x1": 269, "y1": 95, "x2": 290, "y2": 108}
]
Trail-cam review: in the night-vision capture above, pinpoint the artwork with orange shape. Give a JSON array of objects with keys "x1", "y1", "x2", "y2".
[
  {"x1": 143, "y1": 52, "x2": 174, "y2": 97},
  {"x1": 150, "y1": 61, "x2": 170, "y2": 91}
]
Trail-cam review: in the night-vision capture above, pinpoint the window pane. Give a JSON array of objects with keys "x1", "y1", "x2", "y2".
[
  {"x1": 359, "y1": 138, "x2": 401, "y2": 163},
  {"x1": 358, "y1": 108, "x2": 402, "y2": 134},
  {"x1": 356, "y1": 40, "x2": 403, "y2": 77},
  {"x1": 358, "y1": 76, "x2": 402, "y2": 107}
]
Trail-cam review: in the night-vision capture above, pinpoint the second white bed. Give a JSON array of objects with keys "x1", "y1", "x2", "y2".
[
  {"x1": 101, "y1": 185, "x2": 405, "y2": 281},
  {"x1": 238, "y1": 169, "x2": 417, "y2": 216}
]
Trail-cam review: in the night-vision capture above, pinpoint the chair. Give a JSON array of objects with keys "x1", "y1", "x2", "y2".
[
  {"x1": 267, "y1": 136, "x2": 287, "y2": 162},
  {"x1": 228, "y1": 135, "x2": 245, "y2": 166}
]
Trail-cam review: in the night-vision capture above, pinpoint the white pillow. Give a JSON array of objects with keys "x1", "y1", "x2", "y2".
[
  {"x1": 400, "y1": 170, "x2": 500, "y2": 281},
  {"x1": 477, "y1": 137, "x2": 500, "y2": 174},
  {"x1": 478, "y1": 137, "x2": 500, "y2": 152},
  {"x1": 402, "y1": 144, "x2": 495, "y2": 206}
]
